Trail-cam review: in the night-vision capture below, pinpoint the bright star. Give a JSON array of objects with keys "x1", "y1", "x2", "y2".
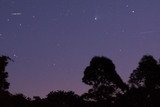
[{"x1": 94, "y1": 17, "x2": 97, "y2": 20}]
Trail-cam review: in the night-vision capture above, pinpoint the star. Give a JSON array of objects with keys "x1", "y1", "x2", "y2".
[
  {"x1": 32, "y1": 15, "x2": 36, "y2": 18},
  {"x1": 126, "y1": 5, "x2": 129, "y2": 8},
  {"x1": 0, "y1": 34, "x2": 2, "y2": 38},
  {"x1": 94, "y1": 17, "x2": 98, "y2": 21},
  {"x1": 131, "y1": 10, "x2": 135, "y2": 13},
  {"x1": 13, "y1": 54, "x2": 18, "y2": 58},
  {"x1": 119, "y1": 49, "x2": 124, "y2": 53},
  {"x1": 7, "y1": 19, "x2": 10, "y2": 22},
  {"x1": 121, "y1": 29, "x2": 125, "y2": 33},
  {"x1": 53, "y1": 64, "x2": 56, "y2": 66}
]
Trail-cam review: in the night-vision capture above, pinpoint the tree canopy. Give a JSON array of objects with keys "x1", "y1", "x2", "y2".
[
  {"x1": 129, "y1": 55, "x2": 160, "y2": 90},
  {"x1": 1, "y1": 54, "x2": 160, "y2": 107},
  {"x1": 82, "y1": 56, "x2": 127, "y2": 102}
]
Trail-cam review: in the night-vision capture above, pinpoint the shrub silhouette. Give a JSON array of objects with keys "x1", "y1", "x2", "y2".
[{"x1": 45, "y1": 90, "x2": 82, "y2": 107}]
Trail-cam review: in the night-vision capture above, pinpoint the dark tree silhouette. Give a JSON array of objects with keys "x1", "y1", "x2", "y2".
[
  {"x1": 129, "y1": 55, "x2": 160, "y2": 90},
  {"x1": 11, "y1": 94, "x2": 30, "y2": 107},
  {"x1": 82, "y1": 56, "x2": 127, "y2": 103},
  {"x1": 0, "y1": 56, "x2": 11, "y2": 92},
  {"x1": 45, "y1": 90, "x2": 82, "y2": 107},
  {"x1": 2, "y1": 54, "x2": 160, "y2": 107},
  {"x1": 125, "y1": 55, "x2": 160, "y2": 107}
]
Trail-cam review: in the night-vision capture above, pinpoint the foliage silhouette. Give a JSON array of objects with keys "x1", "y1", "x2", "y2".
[
  {"x1": 10, "y1": 94, "x2": 30, "y2": 107},
  {"x1": 45, "y1": 90, "x2": 82, "y2": 107},
  {"x1": 0, "y1": 55, "x2": 11, "y2": 92},
  {"x1": 129, "y1": 55, "x2": 160, "y2": 90},
  {"x1": 121, "y1": 55, "x2": 160, "y2": 107},
  {"x1": 1, "y1": 54, "x2": 160, "y2": 107},
  {"x1": 82, "y1": 56, "x2": 127, "y2": 103}
]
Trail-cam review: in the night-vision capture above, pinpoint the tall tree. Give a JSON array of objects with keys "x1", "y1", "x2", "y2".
[
  {"x1": 82, "y1": 56, "x2": 127, "y2": 102},
  {"x1": 129, "y1": 55, "x2": 160, "y2": 90},
  {"x1": 127, "y1": 55, "x2": 160, "y2": 107},
  {"x1": 0, "y1": 56, "x2": 11, "y2": 91}
]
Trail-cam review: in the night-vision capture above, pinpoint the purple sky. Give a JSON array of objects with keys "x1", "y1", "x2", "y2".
[{"x1": 1, "y1": 0, "x2": 160, "y2": 97}]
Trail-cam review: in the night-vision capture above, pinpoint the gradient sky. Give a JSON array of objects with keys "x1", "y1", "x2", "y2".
[{"x1": 1, "y1": 0, "x2": 160, "y2": 98}]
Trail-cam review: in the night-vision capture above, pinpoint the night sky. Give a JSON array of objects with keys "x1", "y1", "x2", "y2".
[{"x1": 1, "y1": 0, "x2": 160, "y2": 97}]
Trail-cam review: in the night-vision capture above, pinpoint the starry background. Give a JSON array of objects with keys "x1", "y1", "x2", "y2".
[{"x1": 1, "y1": 0, "x2": 160, "y2": 97}]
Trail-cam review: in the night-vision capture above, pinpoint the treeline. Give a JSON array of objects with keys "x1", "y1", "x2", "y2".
[{"x1": 1, "y1": 55, "x2": 160, "y2": 107}]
